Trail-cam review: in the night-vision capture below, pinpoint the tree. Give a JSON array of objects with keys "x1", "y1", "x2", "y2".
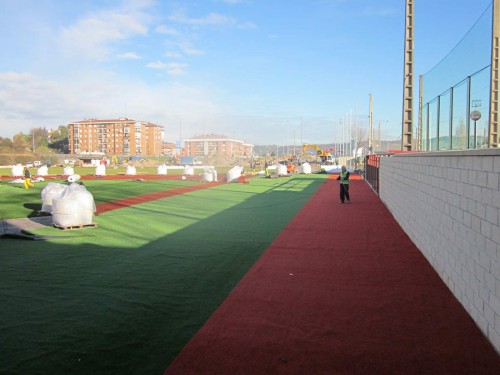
[
  {"x1": 351, "y1": 122, "x2": 368, "y2": 154},
  {"x1": 0, "y1": 137, "x2": 13, "y2": 152},
  {"x1": 12, "y1": 133, "x2": 29, "y2": 152},
  {"x1": 49, "y1": 125, "x2": 69, "y2": 143},
  {"x1": 30, "y1": 127, "x2": 49, "y2": 148},
  {"x1": 351, "y1": 121, "x2": 368, "y2": 170},
  {"x1": 48, "y1": 125, "x2": 69, "y2": 153}
]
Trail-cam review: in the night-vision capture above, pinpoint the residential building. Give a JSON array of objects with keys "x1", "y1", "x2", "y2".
[
  {"x1": 162, "y1": 142, "x2": 181, "y2": 157},
  {"x1": 68, "y1": 118, "x2": 164, "y2": 156},
  {"x1": 183, "y1": 134, "x2": 253, "y2": 158}
]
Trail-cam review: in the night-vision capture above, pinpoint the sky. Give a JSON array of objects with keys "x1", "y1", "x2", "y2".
[{"x1": 0, "y1": 0, "x2": 494, "y2": 146}]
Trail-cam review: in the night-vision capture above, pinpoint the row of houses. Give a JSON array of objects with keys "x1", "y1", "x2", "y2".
[{"x1": 68, "y1": 118, "x2": 253, "y2": 158}]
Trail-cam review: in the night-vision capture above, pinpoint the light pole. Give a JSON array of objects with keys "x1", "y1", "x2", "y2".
[{"x1": 470, "y1": 110, "x2": 481, "y2": 148}]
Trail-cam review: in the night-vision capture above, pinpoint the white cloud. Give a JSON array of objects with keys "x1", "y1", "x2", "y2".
[
  {"x1": 146, "y1": 61, "x2": 188, "y2": 76},
  {"x1": 164, "y1": 51, "x2": 182, "y2": 58},
  {"x1": 156, "y1": 25, "x2": 179, "y2": 36},
  {"x1": 0, "y1": 72, "x2": 70, "y2": 119},
  {"x1": 0, "y1": 70, "x2": 221, "y2": 138},
  {"x1": 179, "y1": 43, "x2": 206, "y2": 56},
  {"x1": 169, "y1": 12, "x2": 233, "y2": 27},
  {"x1": 238, "y1": 21, "x2": 257, "y2": 30},
  {"x1": 58, "y1": 2, "x2": 152, "y2": 60},
  {"x1": 117, "y1": 52, "x2": 141, "y2": 59},
  {"x1": 146, "y1": 61, "x2": 168, "y2": 69}
]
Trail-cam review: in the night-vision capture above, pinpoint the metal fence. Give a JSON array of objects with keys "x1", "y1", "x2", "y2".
[
  {"x1": 420, "y1": 3, "x2": 493, "y2": 151},
  {"x1": 364, "y1": 153, "x2": 396, "y2": 194}
]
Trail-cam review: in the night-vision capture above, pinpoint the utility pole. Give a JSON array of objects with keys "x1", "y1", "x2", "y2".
[
  {"x1": 378, "y1": 121, "x2": 381, "y2": 152},
  {"x1": 32, "y1": 132, "x2": 35, "y2": 161},
  {"x1": 489, "y1": 0, "x2": 499, "y2": 147},
  {"x1": 418, "y1": 75, "x2": 424, "y2": 150},
  {"x1": 402, "y1": 0, "x2": 414, "y2": 151},
  {"x1": 369, "y1": 93, "x2": 373, "y2": 153}
]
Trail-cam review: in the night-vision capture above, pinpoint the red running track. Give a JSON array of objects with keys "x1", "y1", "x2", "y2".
[{"x1": 165, "y1": 176, "x2": 500, "y2": 374}]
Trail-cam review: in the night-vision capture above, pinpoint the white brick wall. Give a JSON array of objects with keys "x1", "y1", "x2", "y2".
[{"x1": 379, "y1": 149, "x2": 500, "y2": 352}]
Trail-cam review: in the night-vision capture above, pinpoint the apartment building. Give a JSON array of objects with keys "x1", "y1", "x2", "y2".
[
  {"x1": 68, "y1": 118, "x2": 164, "y2": 156},
  {"x1": 183, "y1": 134, "x2": 253, "y2": 158}
]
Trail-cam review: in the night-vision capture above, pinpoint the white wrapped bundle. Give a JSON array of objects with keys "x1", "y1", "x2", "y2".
[
  {"x1": 37, "y1": 165, "x2": 48, "y2": 176},
  {"x1": 277, "y1": 164, "x2": 288, "y2": 176},
  {"x1": 95, "y1": 164, "x2": 106, "y2": 176},
  {"x1": 300, "y1": 162, "x2": 312, "y2": 174},
  {"x1": 67, "y1": 174, "x2": 81, "y2": 183},
  {"x1": 52, "y1": 183, "x2": 96, "y2": 227},
  {"x1": 63, "y1": 166, "x2": 74, "y2": 175},
  {"x1": 41, "y1": 183, "x2": 67, "y2": 213},
  {"x1": 226, "y1": 166, "x2": 242, "y2": 183},
  {"x1": 126, "y1": 165, "x2": 137, "y2": 175},
  {"x1": 202, "y1": 167, "x2": 217, "y2": 182},
  {"x1": 157, "y1": 164, "x2": 167, "y2": 175},
  {"x1": 201, "y1": 172, "x2": 214, "y2": 182},
  {"x1": 11, "y1": 165, "x2": 23, "y2": 177},
  {"x1": 210, "y1": 168, "x2": 218, "y2": 182},
  {"x1": 184, "y1": 165, "x2": 194, "y2": 176}
]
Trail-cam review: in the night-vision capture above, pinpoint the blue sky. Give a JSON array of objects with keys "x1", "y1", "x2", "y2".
[{"x1": 0, "y1": 0, "x2": 494, "y2": 145}]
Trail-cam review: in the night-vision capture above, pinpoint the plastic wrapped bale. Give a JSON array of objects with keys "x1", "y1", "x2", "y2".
[
  {"x1": 201, "y1": 172, "x2": 214, "y2": 182},
  {"x1": 11, "y1": 165, "x2": 23, "y2": 177},
  {"x1": 184, "y1": 165, "x2": 194, "y2": 176},
  {"x1": 126, "y1": 165, "x2": 137, "y2": 175},
  {"x1": 300, "y1": 162, "x2": 312, "y2": 174},
  {"x1": 277, "y1": 164, "x2": 288, "y2": 176},
  {"x1": 63, "y1": 166, "x2": 74, "y2": 176},
  {"x1": 52, "y1": 183, "x2": 96, "y2": 227},
  {"x1": 211, "y1": 168, "x2": 218, "y2": 182},
  {"x1": 37, "y1": 165, "x2": 49, "y2": 176},
  {"x1": 67, "y1": 174, "x2": 81, "y2": 183},
  {"x1": 41, "y1": 183, "x2": 67, "y2": 213},
  {"x1": 202, "y1": 167, "x2": 217, "y2": 182},
  {"x1": 226, "y1": 166, "x2": 243, "y2": 183},
  {"x1": 157, "y1": 164, "x2": 167, "y2": 175},
  {"x1": 95, "y1": 164, "x2": 106, "y2": 176}
]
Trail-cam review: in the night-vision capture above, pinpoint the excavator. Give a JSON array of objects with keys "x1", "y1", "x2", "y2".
[{"x1": 302, "y1": 144, "x2": 336, "y2": 164}]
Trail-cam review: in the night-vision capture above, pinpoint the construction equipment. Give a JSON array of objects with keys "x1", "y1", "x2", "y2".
[{"x1": 302, "y1": 144, "x2": 336, "y2": 165}]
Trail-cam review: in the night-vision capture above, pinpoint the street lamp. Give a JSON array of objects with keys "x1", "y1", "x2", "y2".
[{"x1": 470, "y1": 110, "x2": 481, "y2": 148}]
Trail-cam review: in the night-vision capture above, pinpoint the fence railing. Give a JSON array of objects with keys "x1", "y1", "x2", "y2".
[{"x1": 364, "y1": 153, "x2": 395, "y2": 194}]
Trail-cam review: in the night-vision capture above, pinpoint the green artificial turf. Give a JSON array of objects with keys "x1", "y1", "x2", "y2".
[
  {"x1": 0, "y1": 166, "x2": 175, "y2": 176},
  {"x1": 0, "y1": 179, "x2": 199, "y2": 219},
  {"x1": 0, "y1": 174, "x2": 326, "y2": 375},
  {"x1": 0, "y1": 166, "x2": 233, "y2": 177}
]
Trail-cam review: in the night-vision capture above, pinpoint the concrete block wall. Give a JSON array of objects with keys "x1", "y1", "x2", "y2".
[{"x1": 379, "y1": 149, "x2": 500, "y2": 352}]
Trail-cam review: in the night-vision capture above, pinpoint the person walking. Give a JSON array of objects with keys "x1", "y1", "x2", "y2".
[
  {"x1": 336, "y1": 165, "x2": 350, "y2": 204},
  {"x1": 23, "y1": 166, "x2": 35, "y2": 190}
]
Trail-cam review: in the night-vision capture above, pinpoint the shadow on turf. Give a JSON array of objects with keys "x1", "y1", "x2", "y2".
[
  {"x1": 23, "y1": 203, "x2": 43, "y2": 217},
  {"x1": 0, "y1": 175, "x2": 326, "y2": 375}
]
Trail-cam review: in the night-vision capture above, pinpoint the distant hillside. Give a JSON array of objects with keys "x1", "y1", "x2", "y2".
[
  {"x1": 253, "y1": 144, "x2": 337, "y2": 156},
  {"x1": 253, "y1": 140, "x2": 401, "y2": 156}
]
